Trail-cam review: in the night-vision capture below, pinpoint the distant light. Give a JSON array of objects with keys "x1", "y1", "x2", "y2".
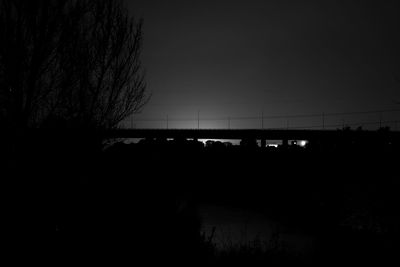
[
  {"x1": 267, "y1": 144, "x2": 278, "y2": 148},
  {"x1": 299, "y1": 140, "x2": 308, "y2": 147}
]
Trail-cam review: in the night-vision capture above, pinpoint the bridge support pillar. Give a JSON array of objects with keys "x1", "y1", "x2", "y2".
[
  {"x1": 261, "y1": 139, "x2": 266, "y2": 148},
  {"x1": 282, "y1": 139, "x2": 288, "y2": 149}
]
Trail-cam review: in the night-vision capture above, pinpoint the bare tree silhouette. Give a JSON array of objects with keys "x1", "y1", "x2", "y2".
[{"x1": 0, "y1": 0, "x2": 148, "y2": 131}]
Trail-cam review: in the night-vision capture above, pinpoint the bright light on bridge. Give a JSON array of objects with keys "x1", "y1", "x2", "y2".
[{"x1": 299, "y1": 140, "x2": 308, "y2": 147}]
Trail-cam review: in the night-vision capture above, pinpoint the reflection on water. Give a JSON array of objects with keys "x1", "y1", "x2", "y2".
[{"x1": 198, "y1": 204, "x2": 316, "y2": 254}]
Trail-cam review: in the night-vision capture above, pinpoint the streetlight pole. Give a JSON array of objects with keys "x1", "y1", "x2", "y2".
[
  {"x1": 261, "y1": 111, "x2": 264, "y2": 129},
  {"x1": 197, "y1": 110, "x2": 200, "y2": 129}
]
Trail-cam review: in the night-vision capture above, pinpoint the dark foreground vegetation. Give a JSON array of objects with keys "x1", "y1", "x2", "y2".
[
  {"x1": 3, "y1": 126, "x2": 399, "y2": 265},
  {"x1": 47, "y1": 127, "x2": 400, "y2": 265}
]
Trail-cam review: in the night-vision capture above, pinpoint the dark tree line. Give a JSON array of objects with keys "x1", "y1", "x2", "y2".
[{"x1": 0, "y1": 3, "x2": 149, "y2": 252}]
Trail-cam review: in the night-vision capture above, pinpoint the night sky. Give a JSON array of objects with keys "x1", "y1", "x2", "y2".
[{"x1": 126, "y1": 0, "x2": 400, "y2": 129}]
